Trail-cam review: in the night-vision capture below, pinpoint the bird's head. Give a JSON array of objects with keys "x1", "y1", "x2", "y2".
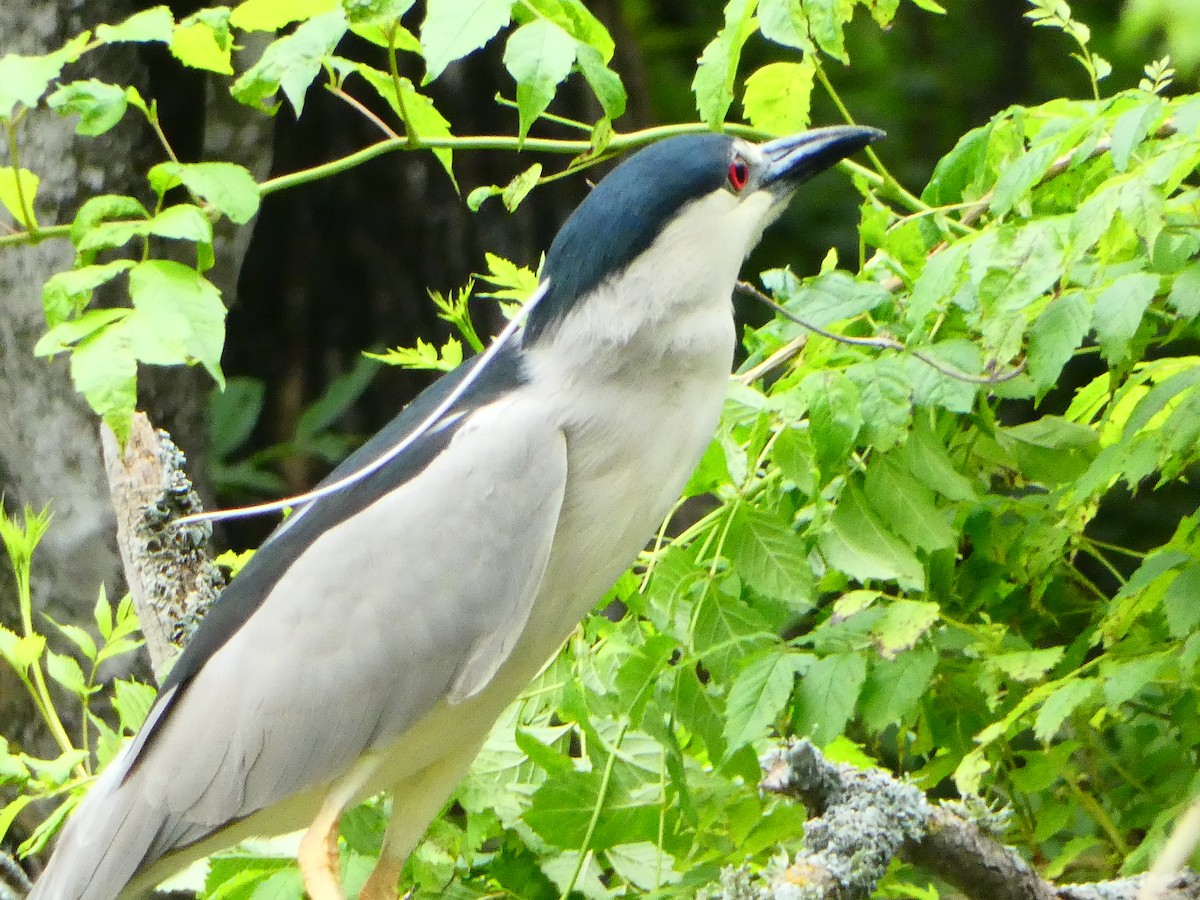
[{"x1": 524, "y1": 125, "x2": 884, "y2": 344}]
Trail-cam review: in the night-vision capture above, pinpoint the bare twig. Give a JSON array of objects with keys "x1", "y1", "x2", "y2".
[
  {"x1": 736, "y1": 281, "x2": 1027, "y2": 386},
  {"x1": 100, "y1": 413, "x2": 224, "y2": 682}
]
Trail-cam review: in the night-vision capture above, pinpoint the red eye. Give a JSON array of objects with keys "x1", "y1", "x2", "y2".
[{"x1": 728, "y1": 158, "x2": 749, "y2": 191}]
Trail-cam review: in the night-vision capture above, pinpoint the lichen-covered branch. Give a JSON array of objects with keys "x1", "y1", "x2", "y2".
[
  {"x1": 100, "y1": 412, "x2": 224, "y2": 682},
  {"x1": 716, "y1": 739, "x2": 1200, "y2": 900}
]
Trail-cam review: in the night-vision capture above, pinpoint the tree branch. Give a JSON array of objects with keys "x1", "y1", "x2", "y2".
[
  {"x1": 718, "y1": 739, "x2": 1200, "y2": 900},
  {"x1": 100, "y1": 412, "x2": 224, "y2": 682}
]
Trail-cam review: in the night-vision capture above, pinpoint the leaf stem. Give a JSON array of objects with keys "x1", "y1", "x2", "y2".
[{"x1": 5, "y1": 117, "x2": 37, "y2": 236}]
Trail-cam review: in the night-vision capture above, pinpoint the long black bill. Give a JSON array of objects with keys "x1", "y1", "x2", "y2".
[{"x1": 761, "y1": 125, "x2": 886, "y2": 190}]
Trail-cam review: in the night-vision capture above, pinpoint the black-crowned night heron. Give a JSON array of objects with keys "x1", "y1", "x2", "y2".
[{"x1": 30, "y1": 124, "x2": 883, "y2": 900}]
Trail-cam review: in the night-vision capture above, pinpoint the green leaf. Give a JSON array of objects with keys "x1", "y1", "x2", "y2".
[
  {"x1": 869, "y1": 599, "x2": 940, "y2": 659},
  {"x1": 170, "y1": 9, "x2": 235, "y2": 75},
  {"x1": 148, "y1": 204, "x2": 214, "y2": 243},
  {"x1": 818, "y1": 482, "x2": 925, "y2": 591},
  {"x1": 1167, "y1": 262, "x2": 1200, "y2": 320},
  {"x1": 46, "y1": 79, "x2": 129, "y2": 135},
  {"x1": 863, "y1": 456, "x2": 955, "y2": 553},
  {"x1": 1163, "y1": 563, "x2": 1200, "y2": 639},
  {"x1": 126, "y1": 260, "x2": 227, "y2": 384},
  {"x1": 34, "y1": 308, "x2": 130, "y2": 357},
  {"x1": 97, "y1": 6, "x2": 174, "y2": 43},
  {"x1": 692, "y1": 0, "x2": 757, "y2": 129},
  {"x1": 69, "y1": 327, "x2": 138, "y2": 444},
  {"x1": 765, "y1": 268, "x2": 891, "y2": 331},
  {"x1": 574, "y1": 45, "x2": 625, "y2": 120},
  {"x1": 500, "y1": 163, "x2": 542, "y2": 211},
  {"x1": 859, "y1": 644, "x2": 938, "y2": 733},
  {"x1": 0, "y1": 166, "x2": 39, "y2": 229},
  {"x1": 354, "y1": 66, "x2": 455, "y2": 184},
  {"x1": 802, "y1": 0, "x2": 854, "y2": 61},
  {"x1": 742, "y1": 60, "x2": 814, "y2": 135},
  {"x1": 0, "y1": 626, "x2": 45, "y2": 676},
  {"x1": 605, "y1": 842, "x2": 682, "y2": 889},
  {"x1": 231, "y1": 10, "x2": 348, "y2": 115},
  {"x1": 421, "y1": 0, "x2": 516, "y2": 82},
  {"x1": 112, "y1": 678, "x2": 157, "y2": 734},
  {"x1": 793, "y1": 652, "x2": 867, "y2": 745},
  {"x1": 1110, "y1": 97, "x2": 1162, "y2": 173},
  {"x1": 899, "y1": 415, "x2": 976, "y2": 501},
  {"x1": 1093, "y1": 272, "x2": 1159, "y2": 365},
  {"x1": 801, "y1": 370, "x2": 861, "y2": 479},
  {"x1": 999, "y1": 415, "x2": 1100, "y2": 485},
  {"x1": 1033, "y1": 678, "x2": 1097, "y2": 743},
  {"x1": 148, "y1": 162, "x2": 261, "y2": 224},
  {"x1": 723, "y1": 650, "x2": 806, "y2": 756},
  {"x1": 70, "y1": 194, "x2": 150, "y2": 246},
  {"x1": 45, "y1": 616, "x2": 97, "y2": 662},
  {"x1": 757, "y1": 0, "x2": 810, "y2": 50},
  {"x1": 989, "y1": 647, "x2": 1064, "y2": 681},
  {"x1": 1028, "y1": 290, "x2": 1091, "y2": 396},
  {"x1": 989, "y1": 143, "x2": 1058, "y2": 218},
  {"x1": 0, "y1": 34, "x2": 90, "y2": 119},
  {"x1": 45, "y1": 651, "x2": 88, "y2": 699},
  {"x1": 727, "y1": 507, "x2": 814, "y2": 607},
  {"x1": 1102, "y1": 654, "x2": 1167, "y2": 708},
  {"x1": 692, "y1": 584, "x2": 776, "y2": 681},
  {"x1": 230, "y1": 0, "x2": 339, "y2": 30},
  {"x1": 503, "y1": 20, "x2": 577, "y2": 141}
]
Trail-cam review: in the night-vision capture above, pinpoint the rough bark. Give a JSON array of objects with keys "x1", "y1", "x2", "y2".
[
  {"x1": 726, "y1": 739, "x2": 1200, "y2": 900},
  {"x1": 100, "y1": 414, "x2": 222, "y2": 681}
]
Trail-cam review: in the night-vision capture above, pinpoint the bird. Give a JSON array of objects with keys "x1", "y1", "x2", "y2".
[{"x1": 29, "y1": 123, "x2": 883, "y2": 900}]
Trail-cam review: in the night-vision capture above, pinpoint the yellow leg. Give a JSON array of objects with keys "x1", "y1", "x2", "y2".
[
  {"x1": 358, "y1": 743, "x2": 483, "y2": 900},
  {"x1": 300, "y1": 755, "x2": 381, "y2": 900}
]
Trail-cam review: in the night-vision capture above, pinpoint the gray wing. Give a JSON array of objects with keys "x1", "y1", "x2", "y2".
[{"x1": 32, "y1": 395, "x2": 567, "y2": 898}]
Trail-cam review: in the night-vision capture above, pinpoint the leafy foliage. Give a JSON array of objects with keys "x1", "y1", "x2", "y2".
[{"x1": 2, "y1": 0, "x2": 1200, "y2": 897}]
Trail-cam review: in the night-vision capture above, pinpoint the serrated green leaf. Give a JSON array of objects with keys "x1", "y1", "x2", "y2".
[
  {"x1": 97, "y1": 6, "x2": 174, "y2": 43},
  {"x1": 230, "y1": 0, "x2": 339, "y2": 30},
  {"x1": 1033, "y1": 678, "x2": 1096, "y2": 743},
  {"x1": 34, "y1": 308, "x2": 131, "y2": 357},
  {"x1": 0, "y1": 34, "x2": 90, "y2": 119},
  {"x1": 757, "y1": 0, "x2": 810, "y2": 50},
  {"x1": 45, "y1": 651, "x2": 88, "y2": 699},
  {"x1": 46, "y1": 79, "x2": 129, "y2": 135},
  {"x1": 869, "y1": 599, "x2": 939, "y2": 659},
  {"x1": 727, "y1": 507, "x2": 814, "y2": 607},
  {"x1": 801, "y1": 370, "x2": 861, "y2": 479},
  {"x1": 149, "y1": 204, "x2": 214, "y2": 243},
  {"x1": 170, "y1": 10, "x2": 235, "y2": 75},
  {"x1": 1167, "y1": 262, "x2": 1200, "y2": 319},
  {"x1": 501, "y1": 163, "x2": 543, "y2": 211},
  {"x1": 793, "y1": 652, "x2": 867, "y2": 745},
  {"x1": 1093, "y1": 272, "x2": 1159, "y2": 364},
  {"x1": 605, "y1": 842, "x2": 681, "y2": 889},
  {"x1": 421, "y1": 0, "x2": 516, "y2": 82},
  {"x1": 503, "y1": 20, "x2": 577, "y2": 141},
  {"x1": 723, "y1": 650, "x2": 806, "y2": 755},
  {"x1": 990, "y1": 142, "x2": 1058, "y2": 218},
  {"x1": 864, "y1": 456, "x2": 954, "y2": 553},
  {"x1": 1102, "y1": 654, "x2": 1167, "y2": 708},
  {"x1": 989, "y1": 647, "x2": 1064, "y2": 681},
  {"x1": 0, "y1": 627, "x2": 45, "y2": 675},
  {"x1": 859, "y1": 644, "x2": 937, "y2": 733},
  {"x1": 692, "y1": 0, "x2": 757, "y2": 129},
  {"x1": 692, "y1": 584, "x2": 776, "y2": 681},
  {"x1": 126, "y1": 260, "x2": 226, "y2": 384},
  {"x1": 112, "y1": 678, "x2": 157, "y2": 734},
  {"x1": 1110, "y1": 97, "x2": 1162, "y2": 173},
  {"x1": 149, "y1": 162, "x2": 260, "y2": 224},
  {"x1": 574, "y1": 44, "x2": 626, "y2": 120},
  {"x1": 45, "y1": 616, "x2": 97, "y2": 662},
  {"x1": 69, "y1": 326, "x2": 138, "y2": 444},
  {"x1": 802, "y1": 0, "x2": 854, "y2": 61},
  {"x1": 1029, "y1": 290, "x2": 1091, "y2": 395},
  {"x1": 93, "y1": 587, "x2": 113, "y2": 640},
  {"x1": 818, "y1": 482, "x2": 925, "y2": 591},
  {"x1": 742, "y1": 60, "x2": 813, "y2": 135},
  {"x1": 1163, "y1": 563, "x2": 1200, "y2": 639},
  {"x1": 0, "y1": 166, "x2": 39, "y2": 229},
  {"x1": 232, "y1": 10, "x2": 347, "y2": 115},
  {"x1": 355, "y1": 66, "x2": 455, "y2": 184}
]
